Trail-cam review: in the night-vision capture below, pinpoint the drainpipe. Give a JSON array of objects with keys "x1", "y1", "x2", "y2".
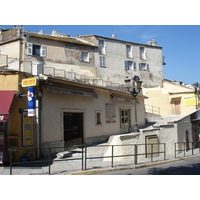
[{"x1": 36, "y1": 98, "x2": 42, "y2": 158}]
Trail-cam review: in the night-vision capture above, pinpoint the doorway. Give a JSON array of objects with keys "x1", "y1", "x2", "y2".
[
  {"x1": 120, "y1": 109, "x2": 130, "y2": 133},
  {"x1": 174, "y1": 100, "x2": 181, "y2": 114},
  {"x1": 63, "y1": 113, "x2": 83, "y2": 145},
  {"x1": 146, "y1": 135, "x2": 159, "y2": 158}
]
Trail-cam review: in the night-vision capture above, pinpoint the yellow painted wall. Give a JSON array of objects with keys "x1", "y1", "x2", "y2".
[
  {"x1": 144, "y1": 80, "x2": 196, "y2": 116},
  {"x1": 0, "y1": 73, "x2": 37, "y2": 162},
  {"x1": 0, "y1": 74, "x2": 19, "y2": 91}
]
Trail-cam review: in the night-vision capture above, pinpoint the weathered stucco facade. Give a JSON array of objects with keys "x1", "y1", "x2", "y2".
[
  {"x1": 40, "y1": 76, "x2": 146, "y2": 154},
  {"x1": 1, "y1": 28, "x2": 165, "y2": 90},
  {"x1": 79, "y1": 35, "x2": 165, "y2": 88}
]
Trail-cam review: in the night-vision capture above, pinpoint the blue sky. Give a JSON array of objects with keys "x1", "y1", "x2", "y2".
[{"x1": 1, "y1": 25, "x2": 200, "y2": 85}]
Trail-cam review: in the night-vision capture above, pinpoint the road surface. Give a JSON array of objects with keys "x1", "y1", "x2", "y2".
[{"x1": 94, "y1": 155, "x2": 200, "y2": 175}]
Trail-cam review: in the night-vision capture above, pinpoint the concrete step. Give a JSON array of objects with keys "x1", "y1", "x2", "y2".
[{"x1": 55, "y1": 144, "x2": 109, "y2": 162}]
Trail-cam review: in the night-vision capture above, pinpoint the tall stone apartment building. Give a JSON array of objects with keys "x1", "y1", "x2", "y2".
[
  {"x1": 0, "y1": 27, "x2": 166, "y2": 88},
  {"x1": 79, "y1": 34, "x2": 165, "y2": 88}
]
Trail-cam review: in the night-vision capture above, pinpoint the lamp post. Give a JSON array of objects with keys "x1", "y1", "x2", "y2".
[
  {"x1": 124, "y1": 76, "x2": 142, "y2": 132},
  {"x1": 193, "y1": 82, "x2": 199, "y2": 109}
]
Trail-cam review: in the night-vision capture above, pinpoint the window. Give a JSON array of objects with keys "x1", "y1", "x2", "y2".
[
  {"x1": 99, "y1": 39, "x2": 106, "y2": 54},
  {"x1": 95, "y1": 111, "x2": 102, "y2": 125},
  {"x1": 81, "y1": 51, "x2": 89, "y2": 62},
  {"x1": 125, "y1": 61, "x2": 133, "y2": 70},
  {"x1": 139, "y1": 63, "x2": 150, "y2": 71},
  {"x1": 126, "y1": 44, "x2": 132, "y2": 58},
  {"x1": 140, "y1": 46, "x2": 146, "y2": 60},
  {"x1": 27, "y1": 43, "x2": 47, "y2": 57},
  {"x1": 100, "y1": 56, "x2": 106, "y2": 67}
]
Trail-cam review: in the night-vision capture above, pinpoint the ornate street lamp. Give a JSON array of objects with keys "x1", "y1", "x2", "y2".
[{"x1": 124, "y1": 76, "x2": 142, "y2": 132}]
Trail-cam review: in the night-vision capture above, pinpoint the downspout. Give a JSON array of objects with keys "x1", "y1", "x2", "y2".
[
  {"x1": 36, "y1": 98, "x2": 42, "y2": 158},
  {"x1": 35, "y1": 78, "x2": 46, "y2": 158}
]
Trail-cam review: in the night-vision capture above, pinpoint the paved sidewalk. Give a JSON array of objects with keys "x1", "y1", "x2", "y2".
[{"x1": 1, "y1": 147, "x2": 200, "y2": 175}]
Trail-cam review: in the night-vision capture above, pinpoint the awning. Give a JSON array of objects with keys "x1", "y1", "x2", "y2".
[{"x1": 0, "y1": 90, "x2": 15, "y2": 115}]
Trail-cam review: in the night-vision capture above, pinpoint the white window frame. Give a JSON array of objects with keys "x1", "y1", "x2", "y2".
[
  {"x1": 100, "y1": 56, "x2": 106, "y2": 67},
  {"x1": 139, "y1": 63, "x2": 150, "y2": 71},
  {"x1": 125, "y1": 61, "x2": 133, "y2": 70},
  {"x1": 41, "y1": 45, "x2": 47, "y2": 57},
  {"x1": 99, "y1": 39, "x2": 106, "y2": 54},
  {"x1": 140, "y1": 46, "x2": 146, "y2": 60},
  {"x1": 81, "y1": 51, "x2": 89, "y2": 62},
  {"x1": 27, "y1": 42, "x2": 47, "y2": 57},
  {"x1": 126, "y1": 44, "x2": 132, "y2": 58},
  {"x1": 27, "y1": 43, "x2": 33, "y2": 55}
]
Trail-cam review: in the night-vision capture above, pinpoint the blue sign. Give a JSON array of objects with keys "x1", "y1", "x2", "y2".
[{"x1": 27, "y1": 87, "x2": 35, "y2": 117}]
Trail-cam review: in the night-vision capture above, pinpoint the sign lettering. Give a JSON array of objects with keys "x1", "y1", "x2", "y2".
[
  {"x1": 47, "y1": 86, "x2": 98, "y2": 99},
  {"x1": 22, "y1": 77, "x2": 39, "y2": 87}
]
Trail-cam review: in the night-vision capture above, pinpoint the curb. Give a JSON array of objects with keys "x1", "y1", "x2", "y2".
[{"x1": 66, "y1": 154, "x2": 200, "y2": 175}]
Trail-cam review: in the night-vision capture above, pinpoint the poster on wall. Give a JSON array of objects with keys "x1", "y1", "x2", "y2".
[
  {"x1": 184, "y1": 94, "x2": 197, "y2": 106},
  {"x1": 105, "y1": 103, "x2": 116, "y2": 123},
  {"x1": 23, "y1": 112, "x2": 34, "y2": 146}
]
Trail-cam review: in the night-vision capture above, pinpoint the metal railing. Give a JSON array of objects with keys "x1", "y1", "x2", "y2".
[
  {"x1": 84, "y1": 143, "x2": 166, "y2": 170},
  {"x1": 175, "y1": 142, "x2": 200, "y2": 158},
  {"x1": 145, "y1": 104, "x2": 160, "y2": 115},
  {"x1": 42, "y1": 66, "x2": 126, "y2": 92},
  {"x1": 8, "y1": 143, "x2": 166, "y2": 175},
  {"x1": 8, "y1": 144, "x2": 84, "y2": 175}
]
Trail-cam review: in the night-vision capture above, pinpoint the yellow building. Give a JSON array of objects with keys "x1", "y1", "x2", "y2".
[
  {"x1": 143, "y1": 79, "x2": 199, "y2": 118},
  {"x1": 0, "y1": 71, "x2": 37, "y2": 164}
]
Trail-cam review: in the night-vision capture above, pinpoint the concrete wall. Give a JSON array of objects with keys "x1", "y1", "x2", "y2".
[
  {"x1": 104, "y1": 115, "x2": 194, "y2": 161},
  {"x1": 177, "y1": 116, "x2": 193, "y2": 149}
]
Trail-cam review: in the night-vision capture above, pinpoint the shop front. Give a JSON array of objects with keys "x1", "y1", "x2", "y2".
[{"x1": 0, "y1": 90, "x2": 15, "y2": 165}]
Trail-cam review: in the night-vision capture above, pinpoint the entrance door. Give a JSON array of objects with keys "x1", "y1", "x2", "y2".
[
  {"x1": 120, "y1": 109, "x2": 130, "y2": 133},
  {"x1": 174, "y1": 100, "x2": 181, "y2": 114},
  {"x1": 63, "y1": 113, "x2": 83, "y2": 145},
  {"x1": 146, "y1": 135, "x2": 159, "y2": 158}
]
